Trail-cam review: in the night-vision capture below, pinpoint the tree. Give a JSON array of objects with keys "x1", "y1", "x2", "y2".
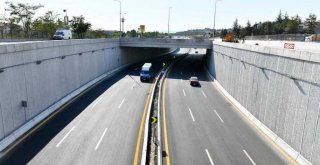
[
  {"x1": 245, "y1": 21, "x2": 253, "y2": 36},
  {"x1": 5, "y1": 1, "x2": 43, "y2": 38},
  {"x1": 126, "y1": 29, "x2": 138, "y2": 37},
  {"x1": 285, "y1": 15, "x2": 302, "y2": 34},
  {"x1": 305, "y1": 13, "x2": 317, "y2": 34},
  {"x1": 70, "y1": 16, "x2": 91, "y2": 39},
  {"x1": 239, "y1": 26, "x2": 247, "y2": 39},
  {"x1": 232, "y1": 19, "x2": 240, "y2": 38},
  {"x1": 274, "y1": 10, "x2": 285, "y2": 34},
  {"x1": 7, "y1": 17, "x2": 22, "y2": 38},
  {"x1": 41, "y1": 11, "x2": 61, "y2": 37},
  {"x1": 220, "y1": 29, "x2": 228, "y2": 39},
  {"x1": 263, "y1": 21, "x2": 274, "y2": 35},
  {"x1": 252, "y1": 23, "x2": 259, "y2": 35},
  {"x1": 33, "y1": 11, "x2": 63, "y2": 38}
]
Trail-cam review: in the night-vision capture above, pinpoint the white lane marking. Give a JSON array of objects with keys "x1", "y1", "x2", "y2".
[
  {"x1": 243, "y1": 150, "x2": 256, "y2": 165},
  {"x1": 214, "y1": 110, "x2": 224, "y2": 123},
  {"x1": 56, "y1": 126, "x2": 75, "y2": 147},
  {"x1": 201, "y1": 90, "x2": 207, "y2": 98},
  {"x1": 118, "y1": 98, "x2": 126, "y2": 109},
  {"x1": 205, "y1": 149, "x2": 214, "y2": 165},
  {"x1": 95, "y1": 128, "x2": 108, "y2": 151},
  {"x1": 189, "y1": 108, "x2": 195, "y2": 122},
  {"x1": 92, "y1": 97, "x2": 103, "y2": 108},
  {"x1": 183, "y1": 89, "x2": 186, "y2": 96}
]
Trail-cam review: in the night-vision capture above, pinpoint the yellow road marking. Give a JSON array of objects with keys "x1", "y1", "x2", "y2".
[
  {"x1": 133, "y1": 79, "x2": 155, "y2": 165},
  {"x1": 162, "y1": 78, "x2": 171, "y2": 165},
  {"x1": 212, "y1": 82, "x2": 297, "y2": 165}
]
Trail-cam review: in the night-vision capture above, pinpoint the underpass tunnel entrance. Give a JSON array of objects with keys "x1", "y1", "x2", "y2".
[{"x1": 168, "y1": 48, "x2": 213, "y2": 84}]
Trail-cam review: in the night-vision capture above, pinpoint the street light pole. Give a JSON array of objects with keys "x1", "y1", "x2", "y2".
[
  {"x1": 168, "y1": 7, "x2": 172, "y2": 37},
  {"x1": 122, "y1": 13, "x2": 126, "y2": 33},
  {"x1": 114, "y1": 0, "x2": 122, "y2": 37},
  {"x1": 63, "y1": 9, "x2": 68, "y2": 26},
  {"x1": 213, "y1": 0, "x2": 222, "y2": 40}
]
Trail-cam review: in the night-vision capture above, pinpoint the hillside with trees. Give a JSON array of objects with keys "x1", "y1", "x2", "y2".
[{"x1": 220, "y1": 11, "x2": 319, "y2": 39}]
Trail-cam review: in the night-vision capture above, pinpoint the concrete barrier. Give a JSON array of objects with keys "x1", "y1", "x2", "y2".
[
  {"x1": 244, "y1": 40, "x2": 320, "y2": 53},
  {"x1": 206, "y1": 41, "x2": 320, "y2": 164},
  {"x1": 120, "y1": 38, "x2": 212, "y2": 49},
  {"x1": 0, "y1": 39, "x2": 173, "y2": 152}
]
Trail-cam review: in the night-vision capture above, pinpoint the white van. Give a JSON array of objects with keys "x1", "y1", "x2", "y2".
[{"x1": 53, "y1": 29, "x2": 72, "y2": 40}]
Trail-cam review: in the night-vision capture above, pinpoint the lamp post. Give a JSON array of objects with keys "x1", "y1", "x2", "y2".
[
  {"x1": 213, "y1": 0, "x2": 222, "y2": 40},
  {"x1": 114, "y1": 0, "x2": 122, "y2": 37},
  {"x1": 63, "y1": 9, "x2": 68, "y2": 26},
  {"x1": 168, "y1": 7, "x2": 172, "y2": 37},
  {"x1": 122, "y1": 13, "x2": 126, "y2": 34}
]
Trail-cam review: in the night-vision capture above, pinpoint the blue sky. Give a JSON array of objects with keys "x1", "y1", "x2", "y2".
[{"x1": 0, "y1": 0, "x2": 319, "y2": 32}]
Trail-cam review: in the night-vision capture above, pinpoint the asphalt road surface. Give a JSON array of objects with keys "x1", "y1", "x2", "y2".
[
  {"x1": 163, "y1": 54, "x2": 290, "y2": 165},
  {"x1": 1, "y1": 53, "x2": 175, "y2": 165}
]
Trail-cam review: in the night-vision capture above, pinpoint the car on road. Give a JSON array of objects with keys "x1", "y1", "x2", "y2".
[
  {"x1": 140, "y1": 63, "x2": 153, "y2": 82},
  {"x1": 53, "y1": 29, "x2": 72, "y2": 40},
  {"x1": 189, "y1": 76, "x2": 199, "y2": 86}
]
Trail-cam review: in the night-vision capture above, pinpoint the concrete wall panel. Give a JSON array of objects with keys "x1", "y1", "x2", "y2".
[
  {"x1": 208, "y1": 43, "x2": 320, "y2": 164},
  {"x1": 0, "y1": 39, "x2": 172, "y2": 147}
]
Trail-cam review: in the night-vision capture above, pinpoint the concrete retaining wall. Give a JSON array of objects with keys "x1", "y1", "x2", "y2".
[
  {"x1": 244, "y1": 40, "x2": 320, "y2": 53},
  {"x1": 206, "y1": 42, "x2": 320, "y2": 164},
  {"x1": 0, "y1": 39, "x2": 172, "y2": 148}
]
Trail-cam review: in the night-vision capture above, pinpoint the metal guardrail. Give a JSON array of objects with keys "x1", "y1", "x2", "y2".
[{"x1": 140, "y1": 54, "x2": 186, "y2": 165}]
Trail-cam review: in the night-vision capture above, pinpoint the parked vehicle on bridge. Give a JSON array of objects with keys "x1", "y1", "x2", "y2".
[
  {"x1": 140, "y1": 63, "x2": 153, "y2": 82},
  {"x1": 53, "y1": 29, "x2": 72, "y2": 40},
  {"x1": 189, "y1": 76, "x2": 199, "y2": 86}
]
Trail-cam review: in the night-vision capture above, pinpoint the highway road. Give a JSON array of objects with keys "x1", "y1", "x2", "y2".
[
  {"x1": 1, "y1": 53, "x2": 176, "y2": 165},
  {"x1": 162, "y1": 53, "x2": 290, "y2": 165}
]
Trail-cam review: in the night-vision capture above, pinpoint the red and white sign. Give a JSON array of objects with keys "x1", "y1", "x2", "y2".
[{"x1": 284, "y1": 43, "x2": 295, "y2": 49}]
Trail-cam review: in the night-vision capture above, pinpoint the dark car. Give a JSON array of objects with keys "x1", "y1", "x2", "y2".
[{"x1": 189, "y1": 76, "x2": 199, "y2": 86}]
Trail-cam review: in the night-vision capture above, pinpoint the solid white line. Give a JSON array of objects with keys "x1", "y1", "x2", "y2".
[
  {"x1": 92, "y1": 97, "x2": 103, "y2": 108},
  {"x1": 214, "y1": 110, "x2": 224, "y2": 123},
  {"x1": 201, "y1": 90, "x2": 207, "y2": 98},
  {"x1": 183, "y1": 89, "x2": 186, "y2": 96},
  {"x1": 243, "y1": 150, "x2": 256, "y2": 165},
  {"x1": 118, "y1": 98, "x2": 125, "y2": 109},
  {"x1": 205, "y1": 149, "x2": 214, "y2": 165},
  {"x1": 189, "y1": 108, "x2": 195, "y2": 122},
  {"x1": 95, "y1": 128, "x2": 108, "y2": 151},
  {"x1": 56, "y1": 126, "x2": 75, "y2": 147}
]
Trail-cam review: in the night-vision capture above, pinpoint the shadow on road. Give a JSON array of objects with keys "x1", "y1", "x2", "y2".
[{"x1": 1, "y1": 54, "x2": 175, "y2": 165}]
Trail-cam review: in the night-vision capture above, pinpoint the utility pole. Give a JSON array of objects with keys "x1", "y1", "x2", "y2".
[
  {"x1": 168, "y1": 7, "x2": 172, "y2": 37},
  {"x1": 213, "y1": 0, "x2": 222, "y2": 40},
  {"x1": 114, "y1": 0, "x2": 122, "y2": 37}
]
